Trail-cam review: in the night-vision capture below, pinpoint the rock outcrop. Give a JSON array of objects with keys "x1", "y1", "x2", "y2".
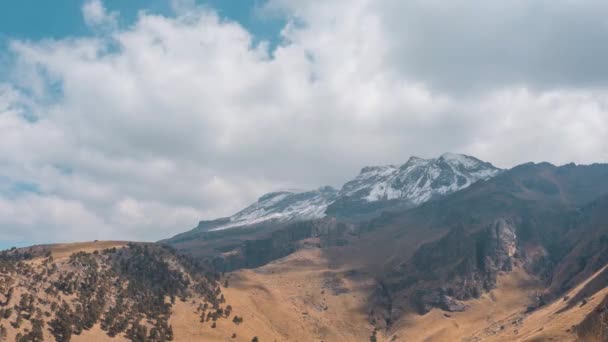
[{"x1": 372, "y1": 219, "x2": 520, "y2": 319}]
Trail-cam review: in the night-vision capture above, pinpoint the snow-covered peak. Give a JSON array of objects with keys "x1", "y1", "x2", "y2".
[
  {"x1": 209, "y1": 186, "x2": 338, "y2": 231},
  {"x1": 338, "y1": 153, "x2": 501, "y2": 205},
  {"x1": 199, "y1": 153, "x2": 501, "y2": 231},
  {"x1": 440, "y1": 152, "x2": 484, "y2": 168},
  {"x1": 355, "y1": 165, "x2": 399, "y2": 182},
  {"x1": 405, "y1": 156, "x2": 428, "y2": 164}
]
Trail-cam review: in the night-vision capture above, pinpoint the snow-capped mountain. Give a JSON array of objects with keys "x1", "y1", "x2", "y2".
[
  {"x1": 207, "y1": 186, "x2": 338, "y2": 231},
  {"x1": 338, "y1": 153, "x2": 501, "y2": 206},
  {"x1": 197, "y1": 153, "x2": 501, "y2": 231}
]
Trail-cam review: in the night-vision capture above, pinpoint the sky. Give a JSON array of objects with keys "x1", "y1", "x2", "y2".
[{"x1": 0, "y1": 0, "x2": 607, "y2": 247}]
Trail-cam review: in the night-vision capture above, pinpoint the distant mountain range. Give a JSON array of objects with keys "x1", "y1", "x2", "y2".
[{"x1": 186, "y1": 153, "x2": 501, "y2": 233}]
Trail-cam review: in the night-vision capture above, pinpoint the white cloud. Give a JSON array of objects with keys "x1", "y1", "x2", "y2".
[
  {"x1": 0, "y1": 0, "x2": 607, "y2": 244},
  {"x1": 82, "y1": 0, "x2": 118, "y2": 31}
]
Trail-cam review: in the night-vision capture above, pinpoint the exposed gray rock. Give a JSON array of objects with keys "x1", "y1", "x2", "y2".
[
  {"x1": 439, "y1": 295, "x2": 468, "y2": 312},
  {"x1": 381, "y1": 219, "x2": 520, "y2": 315},
  {"x1": 321, "y1": 274, "x2": 349, "y2": 295},
  {"x1": 483, "y1": 219, "x2": 517, "y2": 273}
]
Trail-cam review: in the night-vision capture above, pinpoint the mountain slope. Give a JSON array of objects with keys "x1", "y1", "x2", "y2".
[
  {"x1": 0, "y1": 242, "x2": 245, "y2": 342},
  {"x1": 193, "y1": 186, "x2": 338, "y2": 232},
  {"x1": 338, "y1": 161, "x2": 608, "y2": 331},
  {"x1": 164, "y1": 160, "x2": 608, "y2": 336},
  {"x1": 211, "y1": 161, "x2": 608, "y2": 341},
  {"x1": 164, "y1": 153, "x2": 502, "y2": 273}
]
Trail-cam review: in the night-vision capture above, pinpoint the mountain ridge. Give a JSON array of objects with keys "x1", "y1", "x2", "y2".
[{"x1": 185, "y1": 153, "x2": 501, "y2": 233}]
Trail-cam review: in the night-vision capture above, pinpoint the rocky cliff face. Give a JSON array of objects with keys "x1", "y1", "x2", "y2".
[
  {"x1": 485, "y1": 218, "x2": 518, "y2": 272},
  {"x1": 368, "y1": 219, "x2": 522, "y2": 327},
  {"x1": 382, "y1": 219, "x2": 519, "y2": 317}
]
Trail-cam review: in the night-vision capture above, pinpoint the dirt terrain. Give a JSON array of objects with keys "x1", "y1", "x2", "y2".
[
  {"x1": 197, "y1": 246, "x2": 608, "y2": 342},
  {"x1": 165, "y1": 246, "x2": 375, "y2": 342}
]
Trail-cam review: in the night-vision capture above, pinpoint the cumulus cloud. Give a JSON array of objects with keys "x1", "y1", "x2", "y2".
[
  {"x1": 269, "y1": 0, "x2": 608, "y2": 92},
  {"x1": 0, "y1": 0, "x2": 607, "y2": 244},
  {"x1": 82, "y1": 0, "x2": 118, "y2": 31}
]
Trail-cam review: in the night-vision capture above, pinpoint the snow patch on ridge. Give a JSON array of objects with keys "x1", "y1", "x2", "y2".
[
  {"x1": 340, "y1": 153, "x2": 501, "y2": 205},
  {"x1": 209, "y1": 187, "x2": 338, "y2": 231}
]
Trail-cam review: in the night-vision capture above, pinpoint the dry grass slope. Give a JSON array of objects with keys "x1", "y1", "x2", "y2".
[
  {"x1": 3, "y1": 241, "x2": 608, "y2": 342},
  {"x1": 202, "y1": 249, "x2": 608, "y2": 342},
  {"x1": 185, "y1": 247, "x2": 377, "y2": 341}
]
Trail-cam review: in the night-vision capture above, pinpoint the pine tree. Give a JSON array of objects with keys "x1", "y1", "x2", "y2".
[
  {"x1": 370, "y1": 330, "x2": 377, "y2": 342},
  {"x1": 166, "y1": 324, "x2": 174, "y2": 341},
  {"x1": 225, "y1": 305, "x2": 232, "y2": 317},
  {"x1": 49, "y1": 302, "x2": 74, "y2": 342}
]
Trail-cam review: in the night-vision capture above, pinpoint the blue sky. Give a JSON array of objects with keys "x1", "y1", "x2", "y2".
[
  {"x1": 0, "y1": 0, "x2": 283, "y2": 46},
  {"x1": 0, "y1": 0, "x2": 285, "y2": 107},
  {"x1": 0, "y1": 0, "x2": 285, "y2": 250}
]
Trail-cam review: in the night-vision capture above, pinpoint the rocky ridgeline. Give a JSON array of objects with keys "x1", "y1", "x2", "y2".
[
  {"x1": 173, "y1": 153, "x2": 501, "y2": 236},
  {"x1": 327, "y1": 153, "x2": 501, "y2": 219}
]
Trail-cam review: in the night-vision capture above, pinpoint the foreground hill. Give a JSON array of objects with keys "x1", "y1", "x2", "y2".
[{"x1": 0, "y1": 242, "x2": 261, "y2": 342}]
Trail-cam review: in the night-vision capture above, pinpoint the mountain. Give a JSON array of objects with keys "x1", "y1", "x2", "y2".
[
  {"x1": 163, "y1": 160, "x2": 608, "y2": 341},
  {"x1": 182, "y1": 153, "x2": 501, "y2": 234},
  {"x1": 339, "y1": 153, "x2": 500, "y2": 204},
  {"x1": 348, "y1": 161, "x2": 608, "y2": 330},
  {"x1": 326, "y1": 152, "x2": 502, "y2": 219},
  {"x1": 7, "y1": 157, "x2": 608, "y2": 342},
  {"x1": 164, "y1": 153, "x2": 502, "y2": 269},
  {"x1": 192, "y1": 186, "x2": 338, "y2": 232}
]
